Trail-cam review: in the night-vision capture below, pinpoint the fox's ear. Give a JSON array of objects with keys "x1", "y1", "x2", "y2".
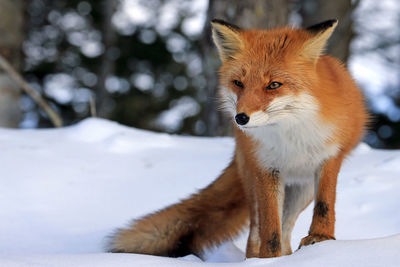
[
  {"x1": 211, "y1": 19, "x2": 244, "y2": 62},
  {"x1": 302, "y1": 19, "x2": 338, "y2": 62}
]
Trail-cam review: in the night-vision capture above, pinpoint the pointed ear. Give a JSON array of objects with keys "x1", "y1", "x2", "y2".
[
  {"x1": 211, "y1": 19, "x2": 244, "y2": 62},
  {"x1": 302, "y1": 19, "x2": 338, "y2": 62}
]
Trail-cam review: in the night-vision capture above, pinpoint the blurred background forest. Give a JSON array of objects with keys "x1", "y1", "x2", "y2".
[{"x1": 0, "y1": 0, "x2": 399, "y2": 148}]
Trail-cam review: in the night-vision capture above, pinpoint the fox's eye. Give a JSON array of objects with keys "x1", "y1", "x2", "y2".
[
  {"x1": 233, "y1": 80, "x2": 244, "y2": 88},
  {"x1": 266, "y1": 82, "x2": 282, "y2": 90}
]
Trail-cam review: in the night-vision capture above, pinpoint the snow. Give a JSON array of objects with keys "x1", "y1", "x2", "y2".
[
  {"x1": 0, "y1": 118, "x2": 399, "y2": 266},
  {"x1": 349, "y1": 0, "x2": 400, "y2": 118}
]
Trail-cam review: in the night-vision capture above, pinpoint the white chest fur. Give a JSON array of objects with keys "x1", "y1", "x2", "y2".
[{"x1": 245, "y1": 93, "x2": 340, "y2": 183}]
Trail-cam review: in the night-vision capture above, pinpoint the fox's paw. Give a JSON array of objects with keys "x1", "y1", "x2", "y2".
[{"x1": 298, "y1": 234, "x2": 335, "y2": 249}]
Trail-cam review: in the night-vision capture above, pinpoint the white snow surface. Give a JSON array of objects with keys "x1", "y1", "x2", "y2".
[{"x1": 0, "y1": 118, "x2": 399, "y2": 266}]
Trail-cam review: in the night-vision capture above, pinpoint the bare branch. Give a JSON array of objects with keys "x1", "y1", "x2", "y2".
[
  {"x1": 0, "y1": 54, "x2": 63, "y2": 127},
  {"x1": 90, "y1": 95, "x2": 97, "y2": 117}
]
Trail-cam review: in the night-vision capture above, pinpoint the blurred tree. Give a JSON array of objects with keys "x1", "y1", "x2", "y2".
[
  {"x1": 0, "y1": 0, "x2": 24, "y2": 127},
  {"x1": 24, "y1": 0, "x2": 103, "y2": 127},
  {"x1": 109, "y1": 0, "x2": 206, "y2": 135},
  {"x1": 298, "y1": 0, "x2": 359, "y2": 63},
  {"x1": 24, "y1": 0, "x2": 208, "y2": 135},
  {"x1": 350, "y1": 0, "x2": 400, "y2": 149},
  {"x1": 96, "y1": 0, "x2": 117, "y2": 118},
  {"x1": 201, "y1": 0, "x2": 289, "y2": 136}
]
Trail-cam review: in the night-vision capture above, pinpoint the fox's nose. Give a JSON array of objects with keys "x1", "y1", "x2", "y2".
[{"x1": 235, "y1": 113, "x2": 250, "y2": 125}]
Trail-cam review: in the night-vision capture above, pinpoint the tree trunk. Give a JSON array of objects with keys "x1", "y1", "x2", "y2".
[
  {"x1": 0, "y1": 0, "x2": 24, "y2": 127},
  {"x1": 299, "y1": 0, "x2": 359, "y2": 63},
  {"x1": 201, "y1": 0, "x2": 289, "y2": 136}
]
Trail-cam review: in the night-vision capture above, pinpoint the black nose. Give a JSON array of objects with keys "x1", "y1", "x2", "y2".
[{"x1": 235, "y1": 113, "x2": 250, "y2": 125}]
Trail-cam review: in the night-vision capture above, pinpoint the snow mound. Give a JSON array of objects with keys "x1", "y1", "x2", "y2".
[{"x1": 0, "y1": 118, "x2": 399, "y2": 266}]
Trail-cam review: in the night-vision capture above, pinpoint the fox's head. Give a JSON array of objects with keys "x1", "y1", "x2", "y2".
[{"x1": 211, "y1": 19, "x2": 338, "y2": 130}]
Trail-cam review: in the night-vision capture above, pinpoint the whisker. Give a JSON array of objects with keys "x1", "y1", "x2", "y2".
[
  {"x1": 217, "y1": 94, "x2": 237, "y2": 113},
  {"x1": 267, "y1": 106, "x2": 318, "y2": 114}
]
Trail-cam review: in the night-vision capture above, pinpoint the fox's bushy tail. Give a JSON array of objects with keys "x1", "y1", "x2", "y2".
[{"x1": 108, "y1": 161, "x2": 248, "y2": 257}]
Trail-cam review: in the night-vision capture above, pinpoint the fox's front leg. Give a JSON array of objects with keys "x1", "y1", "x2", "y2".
[
  {"x1": 300, "y1": 154, "x2": 344, "y2": 247},
  {"x1": 252, "y1": 169, "x2": 284, "y2": 258},
  {"x1": 246, "y1": 187, "x2": 261, "y2": 258}
]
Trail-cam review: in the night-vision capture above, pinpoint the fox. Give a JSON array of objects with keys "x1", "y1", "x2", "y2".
[{"x1": 108, "y1": 19, "x2": 368, "y2": 258}]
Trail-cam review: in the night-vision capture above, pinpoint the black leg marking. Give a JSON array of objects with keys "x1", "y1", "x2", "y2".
[
  {"x1": 267, "y1": 232, "x2": 281, "y2": 253},
  {"x1": 315, "y1": 201, "x2": 329, "y2": 218}
]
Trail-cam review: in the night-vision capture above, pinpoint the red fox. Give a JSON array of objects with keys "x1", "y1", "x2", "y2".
[{"x1": 108, "y1": 19, "x2": 367, "y2": 258}]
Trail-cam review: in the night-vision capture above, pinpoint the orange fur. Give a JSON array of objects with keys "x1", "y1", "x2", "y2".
[{"x1": 109, "y1": 20, "x2": 368, "y2": 259}]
